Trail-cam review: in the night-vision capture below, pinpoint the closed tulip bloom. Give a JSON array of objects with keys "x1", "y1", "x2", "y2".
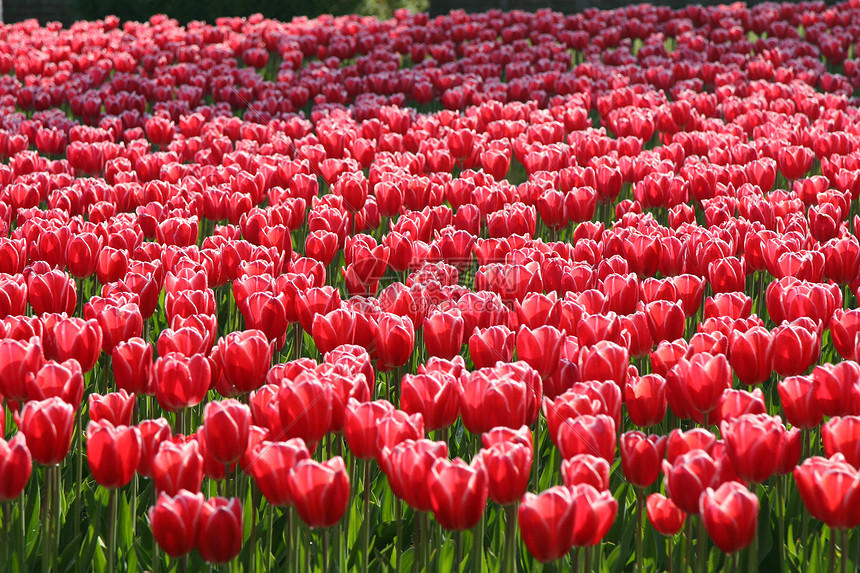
[
  {"x1": 428, "y1": 456, "x2": 489, "y2": 531},
  {"x1": 53, "y1": 317, "x2": 102, "y2": 373},
  {"x1": 377, "y1": 314, "x2": 415, "y2": 370},
  {"x1": 400, "y1": 372, "x2": 461, "y2": 432},
  {"x1": 578, "y1": 340, "x2": 629, "y2": 388},
  {"x1": 482, "y1": 441, "x2": 532, "y2": 505},
  {"x1": 275, "y1": 371, "x2": 332, "y2": 447},
  {"x1": 86, "y1": 420, "x2": 141, "y2": 489},
  {"x1": 728, "y1": 327, "x2": 774, "y2": 386},
  {"x1": 560, "y1": 454, "x2": 611, "y2": 491},
  {"x1": 662, "y1": 449, "x2": 718, "y2": 515},
  {"x1": 248, "y1": 439, "x2": 310, "y2": 507},
  {"x1": 794, "y1": 455, "x2": 860, "y2": 529},
  {"x1": 625, "y1": 373, "x2": 667, "y2": 428},
  {"x1": 152, "y1": 440, "x2": 204, "y2": 495},
  {"x1": 771, "y1": 321, "x2": 820, "y2": 377},
  {"x1": 666, "y1": 428, "x2": 717, "y2": 464},
  {"x1": 89, "y1": 390, "x2": 135, "y2": 427},
  {"x1": 0, "y1": 337, "x2": 45, "y2": 401},
  {"x1": 469, "y1": 325, "x2": 515, "y2": 369},
  {"x1": 722, "y1": 414, "x2": 788, "y2": 484},
  {"x1": 288, "y1": 457, "x2": 350, "y2": 528},
  {"x1": 813, "y1": 361, "x2": 859, "y2": 418},
  {"x1": 25, "y1": 359, "x2": 84, "y2": 407},
  {"x1": 17, "y1": 397, "x2": 74, "y2": 466},
  {"x1": 383, "y1": 439, "x2": 448, "y2": 511},
  {"x1": 375, "y1": 410, "x2": 425, "y2": 459},
  {"x1": 700, "y1": 482, "x2": 759, "y2": 554},
  {"x1": 482, "y1": 425, "x2": 533, "y2": 450},
  {"x1": 715, "y1": 388, "x2": 767, "y2": 426},
  {"x1": 555, "y1": 414, "x2": 616, "y2": 462},
  {"x1": 621, "y1": 432, "x2": 667, "y2": 488},
  {"x1": 776, "y1": 427, "x2": 802, "y2": 476},
  {"x1": 344, "y1": 399, "x2": 395, "y2": 460},
  {"x1": 569, "y1": 483, "x2": 618, "y2": 547},
  {"x1": 96, "y1": 303, "x2": 144, "y2": 354},
  {"x1": 202, "y1": 399, "x2": 251, "y2": 466},
  {"x1": 647, "y1": 493, "x2": 686, "y2": 536},
  {"x1": 516, "y1": 325, "x2": 564, "y2": 379},
  {"x1": 823, "y1": 417, "x2": 860, "y2": 468},
  {"x1": 136, "y1": 418, "x2": 172, "y2": 479},
  {"x1": 518, "y1": 486, "x2": 576, "y2": 562},
  {"x1": 154, "y1": 353, "x2": 211, "y2": 412},
  {"x1": 216, "y1": 330, "x2": 273, "y2": 394},
  {"x1": 777, "y1": 375, "x2": 822, "y2": 430},
  {"x1": 197, "y1": 497, "x2": 243, "y2": 564},
  {"x1": 113, "y1": 338, "x2": 153, "y2": 395},
  {"x1": 461, "y1": 362, "x2": 542, "y2": 434},
  {"x1": 149, "y1": 490, "x2": 204, "y2": 558},
  {"x1": 27, "y1": 270, "x2": 76, "y2": 316},
  {"x1": 423, "y1": 309, "x2": 464, "y2": 359},
  {"x1": 0, "y1": 434, "x2": 32, "y2": 501}
]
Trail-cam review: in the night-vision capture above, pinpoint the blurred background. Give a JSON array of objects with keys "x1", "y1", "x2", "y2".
[{"x1": 4, "y1": 0, "x2": 830, "y2": 28}]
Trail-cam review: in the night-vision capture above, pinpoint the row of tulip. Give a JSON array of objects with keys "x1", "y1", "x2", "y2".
[{"x1": 4, "y1": 1, "x2": 860, "y2": 572}]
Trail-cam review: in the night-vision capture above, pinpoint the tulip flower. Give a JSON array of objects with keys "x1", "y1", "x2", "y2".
[
  {"x1": 149, "y1": 490, "x2": 204, "y2": 558},
  {"x1": 17, "y1": 397, "x2": 74, "y2": 466},
  {"x1": 700, "y1": 482, "x2": 760, "y2": 555},
  {"x1": 196, "y1": 498, "x2": 243, "y2": 564},
  {"x1": 428, "y1": 456, "x2": 489, "y2": 531},
  {"x1": 647, "y1": 493, "x2": 685, "y2": 536},
  {"x1": 288, "y1": 457, "x2": 350, "y2": 528},
  {"x1": 201, "y1": 399, "x2": 251, "y2": 467},
  {"x1": 248, "y1": 439, "x2": 310, "y2": 507},
  {"x1": 0, "y1": 434, "x2": 32, "y2": 501}
]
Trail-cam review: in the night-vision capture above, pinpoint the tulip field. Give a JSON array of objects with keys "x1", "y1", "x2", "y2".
[{"x1": 6, "y1": 1, "x2": 860, "y2": 572}]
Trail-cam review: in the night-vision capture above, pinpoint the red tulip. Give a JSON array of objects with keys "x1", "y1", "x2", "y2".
[
  {"x1": 382, "y1": 439, "x2": 448, "y2": 512},
  {"x1": 196, "y1": 498, "x2": 243, "y2": 564},
  {"x1": 469, "y1": 325, "x2": 515, "y2": 369},
  {"x1": 88, "y1": 390, "x2": 135, "y2": 427},
  {"x1": 343, "y1": 399, "x2": 395, "y2": 460},
  {"x1": 555, "y1": 414, "x2": 616, "y2": 462},
  {"x1": 375, "y1": 410, "x2": 425, "y2": 458},
  {"x1": 152, "y1": 440, "x2": 204, "y2": 495},
  {"x1": 516, "y1": 325, "x2": 564, "y2": 379},
  {"x1": 27, "y1": 270, "x2": 76, "y2": 316},
  {"x1": 423, "y1": 309, "x2": 464, "y2": 359},
  {"x1": 728, "y1": 327, "x2": 774, "y2": 386},
  {"x1": 625, "y1": 374, "x2": 667, "y2": 428},
  {"x1": 86, "y1": 420, "x2": 141, "y2": 489},
  {"x1": 376, "y1": 314, "x2": 415, "y2": 370},
  {"x1": 400, "y1": 372, "x2": 461, "y2": 432},
  {"x1": 52, "y1": 317, "x2": 102, "y2": 373},
  {"x1": 202, "y1": 399, "x2": 251, "y2": 466},
  {"x1": 823, "y1": 416, "x2": 860, "y2": 469},
  {"x1": 777, "y1": 375, "x2": 823, "y2": 430},
  {"x1": 569, "y1": 483, "x2": 618, "y2": 547},
  {"x1": 149, "y1": 490, "x2": 204, "y2": 558},
  {"x1": 25, "y1": 359, "x2": 84, "y2": 407},
  {"x1": 560, "y1": 453, "x2": 611, "y2": 491},
  {"x1": 136, "y1": 418, "x2": 172, "y2": 479},
  {"x1": 647, "y1": 493, "x2": 685, "y2": 536},
  {"x1": 794, "y1": 455, "x2": 860, "y2": 529},
  {"x1": 112, "y1": 338, "x2": 153, "y2": 395},
  {"x1": 17, "y1": 397, "x2": 74, "y2": 466},
  {"x1": 274, "y1": 371, "x2": 332, "y2": 447},
  {"x1": 96, "y1": 303, "x2": 144, "y2": 354},
  {"x1": 518, "y1": 486, "x2": 576, "y2": 562},
  {"x1": 461, "y1": 362, "x2": 541, "y2": 434},
  {"x1": 662, "y1": 449, "x2": 718, "y2": 515},
  {"x1": 482, "y1": 441, "x2": 532, "y2": 505},
  {"x1": 154, "y1": 353, "x2": 211, "y2": 412},
  {"x1": 248, "y1": 439, "x2": 310, "y2": 507},
  {"x1": 771, "y1": 320, "x2": 820, "y2": 377},
  {"x1": 0, "y1": 337, "x2": 44, "y2": 401},
  {"x1": 216, "y1": 330, "x2": 273, "y2": 395},
  {"x1": 721, "y1": 414, "x2": 785, "y2": 484},
  {"x1": 288, "y1": 457, "x2": 350, "y2": 528},
  {"x1": 0, "y1": 434, "x2": 32, "y2": 501},
  {"x1": 621, "y1": 432, "x2": 667, "y2": 488}
]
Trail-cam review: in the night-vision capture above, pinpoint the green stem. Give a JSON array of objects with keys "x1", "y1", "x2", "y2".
[
  {"x1": 74, "y1": 407, "x2": 82, "y2": 541},
  {"x1": 454, "y1": 530, "x2": 462, "y2": 573},
  {"x1": 532, "y1": 418, "x2": 541, "y2": 493},
  {"x1": 503, "y1": 504, "x2": 518, "y2": 573},
  {"x1": 107, "y1": 488, "x2": 118, "y2": 573},
  {"x1": 777, "y1": 477, "x2": 786, "y2": 571},
  {"x1": 42, "y1": 467, "x2": 52, "y2": 573},
  {"x1": 747, "y1": 485, "x2": 759, "y2": 573},
  {"x1": 322, "y1": 528, "x2": 330, "y2": 573},
  {"x1": 698, "y1": 514, "x2": 706, "y2": 573},
  {"x1": 636, "y1": 489, "x2": 644, "y2": 573},
  {"x1": 841, "y1": 529, "x2": 848, "y2": 573},
  {"x1": 266, "y1": 504, "x2": 274, "y2": 573},
  {"x1": 414, "y1": 513, "x2": 422, "y2": 573},
  {"x1": 685, "y1": 519, "x2": 693, "y2": 573},
  {"x1": 829, "y1": 528, "x2": 837, "y2": 573},
  {"x1": 362, "y1": 460, "x2": 371, "y2": 573},
  {"x1": 395, "y1": 498, "x2": 402, "y2": 573},
  {"x1": 422, "y1": 512, "x2": 431, "y2": 573}
]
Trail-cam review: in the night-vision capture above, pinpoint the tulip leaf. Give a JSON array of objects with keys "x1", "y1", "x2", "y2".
[{"x1": 605, "y1": 508, "x2": 636, "y2": 573}]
